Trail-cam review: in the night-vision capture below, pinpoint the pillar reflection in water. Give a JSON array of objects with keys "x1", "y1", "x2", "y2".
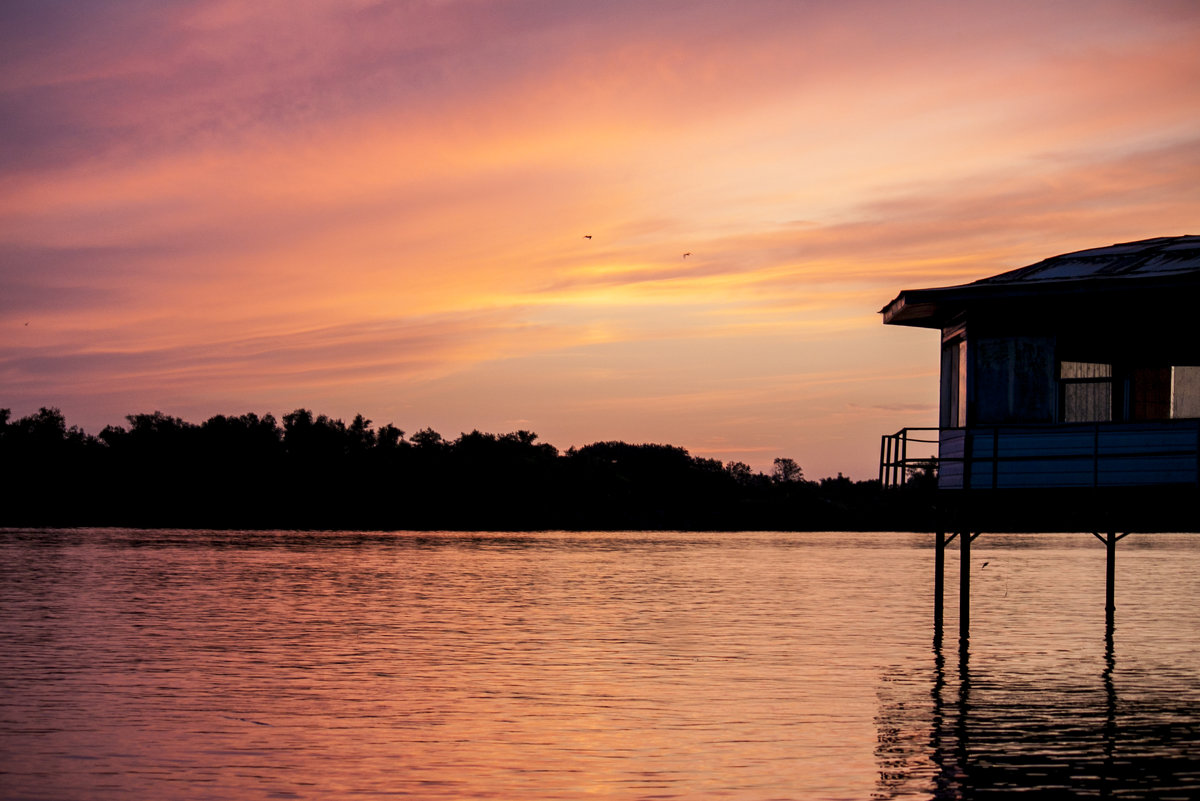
[{"x1": 875, "y1": 612, "x2": 1200, "y2": 799}]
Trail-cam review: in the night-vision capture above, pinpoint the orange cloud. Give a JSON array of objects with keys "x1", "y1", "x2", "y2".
[{"x1": 3, "y1": 0, "x2": 1199, "y2": 478}]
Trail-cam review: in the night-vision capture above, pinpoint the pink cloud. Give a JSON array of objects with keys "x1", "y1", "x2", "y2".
[{"x1": 3, "y1": 0, "x2": 1199, "y2": 478}]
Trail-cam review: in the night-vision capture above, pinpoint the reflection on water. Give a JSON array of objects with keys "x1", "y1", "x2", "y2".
[
  {"x1": 877, "y1": 638, "x2": 1200, "y2": 799},
  {"x1": 875, "y1": 535, "x2": 1200, "y2": 800},
  {"x1": 1, "y1": 529, "x2": 1198, "y2": 799}
]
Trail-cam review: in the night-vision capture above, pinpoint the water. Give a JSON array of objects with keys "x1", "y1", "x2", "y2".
[{"x1": 1, "y1": 529, "x2": 1198, "y2": 800}]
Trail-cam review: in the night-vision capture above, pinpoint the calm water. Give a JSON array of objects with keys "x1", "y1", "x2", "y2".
[{"x1": 1, "y1": 529, "x2": 1198, "y2": 800}]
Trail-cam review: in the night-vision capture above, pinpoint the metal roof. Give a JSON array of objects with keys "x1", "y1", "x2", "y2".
[
  {"x1": 975, "y1": 235, "x2": 1200, "y2": 284},
  {"x1": 881, "y1": 235, "x2": 1200, "y2": 328}
]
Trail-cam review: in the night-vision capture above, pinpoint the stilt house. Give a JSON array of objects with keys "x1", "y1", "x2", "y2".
[
  {"x1": 880, "y1": 235, "x2": 1199, "y2": 639},
  {"x1": 879, "y1": 235, "x2": 1200, "y2": 527}
]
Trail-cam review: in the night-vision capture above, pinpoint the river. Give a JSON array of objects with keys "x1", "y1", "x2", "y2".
[{"x1": 2, "y1": 529, "x2": 1198, "y2": 799}]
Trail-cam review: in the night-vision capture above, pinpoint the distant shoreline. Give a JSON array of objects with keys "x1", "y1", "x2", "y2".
[{"x1": 1, "y1": 406, "x2": 938, "y2": 532}]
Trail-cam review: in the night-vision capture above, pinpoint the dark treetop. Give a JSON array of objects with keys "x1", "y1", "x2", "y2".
[{"x1": 0, "y1": 407, "x2": 935, "y2": 530}]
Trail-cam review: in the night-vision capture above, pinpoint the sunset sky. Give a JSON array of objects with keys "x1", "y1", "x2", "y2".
[{"x1": 3, "y1": 0, "x2": 1199, "y2": 479}]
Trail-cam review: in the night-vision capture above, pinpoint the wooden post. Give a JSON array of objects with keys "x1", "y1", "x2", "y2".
[
  {"x1": 959, "y1": 530, "x2": 971, "y2": 643},
  {"x1": 879, "y1": 436, "x2": 888, "y2": 485},
  {"x1": 1105, "y1": 531, "x2": 1116, "y2": 623},
  {"x1": 935, "y1": 531, "x2": 945, "y2": 634},
  {"x1": 1092, "y1": 531, "x2": 1131, "y2": 629},
  {"x1": 934, "y1": 531, "x2": 959, "y2": 636}
]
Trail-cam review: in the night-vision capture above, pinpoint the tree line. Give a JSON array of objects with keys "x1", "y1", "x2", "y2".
[{"x1": 0, "y1": 406, "x2": 936, "y2": 530}]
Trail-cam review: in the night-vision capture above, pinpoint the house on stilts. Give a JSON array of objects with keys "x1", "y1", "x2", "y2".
[{"x1": 878, "y1": 234, "x2": 1200, "y2": 638}]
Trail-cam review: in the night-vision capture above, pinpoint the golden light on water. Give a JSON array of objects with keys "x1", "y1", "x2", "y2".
[{"x1": 7, "y1": 530, "x2": 1200, "y2": 798}]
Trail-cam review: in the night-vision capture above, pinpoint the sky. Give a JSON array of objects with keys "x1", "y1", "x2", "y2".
[{"x1": 3, "y1": 0, "x2": 1199, "y2": 479}]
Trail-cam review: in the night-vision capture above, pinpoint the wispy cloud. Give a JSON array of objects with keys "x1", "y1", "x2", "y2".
[{"x1": 2, "y1": 0, "x2": 1198, "y2": 477}]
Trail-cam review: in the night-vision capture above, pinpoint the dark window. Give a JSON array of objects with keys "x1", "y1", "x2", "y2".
[
  {"x1": 973, "y1": 336, "x2": 1055, "y2": 424},
  {"x1": 1130, "y1": 367, "x2": 1171, "y2": 420},
  {"x1": 941, "y1": 338, "x2": 966, "y2": 428},
  {"x1": 1127, "y1": 366, "x2": 1200, "y2": 420}
]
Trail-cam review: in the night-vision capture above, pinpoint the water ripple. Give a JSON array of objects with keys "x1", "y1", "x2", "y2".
[{"x1": 1, "y1": 529, "x2": 1198, "y2": 799}]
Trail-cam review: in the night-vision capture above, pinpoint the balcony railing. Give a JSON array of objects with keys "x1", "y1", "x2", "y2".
[
  {"x1": 881, "y1": 420, "x2": 1200, "y2": 491},
  {"x1": 879, "y1": 427, "x2": 940, "y2": 488}
]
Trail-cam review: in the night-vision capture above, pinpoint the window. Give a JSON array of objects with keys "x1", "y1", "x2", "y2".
[
  {"x1": 1172, "y1": 366, "x2": 1200, "y2": 418},
  {"x1": 941, "y1": 337, "x2": 967, "y2": 427},
  {"x1": 973, "y1": 336, "x2": 1055, "y2": 423},
  {"x1": 1130, "y1": 367, "x2": 1172, "y2": 421},
  {"x1": 1128, "y1": 365, "x2": 1200, "y2": 420},
  {"x1": 1060, "y1": 361, "x2": 1112, "y2": 422}
]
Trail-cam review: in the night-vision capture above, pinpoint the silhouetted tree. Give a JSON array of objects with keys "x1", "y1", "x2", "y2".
[
  {"x1": 1, "y1": 407, "x2": 101, "y2": 525},
  {"x1": 376, "y1": 424, "x2": 406, "y2": 449},
  {"x1": 772, "y1": 457, "x2": 803, "y2": 483},
  {"x1": 409, "y1": 427, "x2": 445, "y2": 449},
  {"x1": 725, "y1": 460, "x2": 754, "y2": 484},
  {"x1": 347, "y1": 413, "x2": 375, "y2": 453},
  {"x1": 0, "y1": 405, "x2": 939, "y2": 530}
]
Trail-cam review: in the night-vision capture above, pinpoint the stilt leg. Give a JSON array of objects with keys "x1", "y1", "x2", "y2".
[
  {"x1": 935, "y1": 530, "x2": 945, "y2": 635},
  {"x1": 959, "y1": 530, "x2": 971, "y2": 644},
  {"x1": 1105, "y1": 530, "x2": 1116, "y2": 630},
  {"x1": 1093, "y1": 531, "x2": 1130, "y2": 632}
]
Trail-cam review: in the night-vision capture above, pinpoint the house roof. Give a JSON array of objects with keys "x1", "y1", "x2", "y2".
[{"x1": 881, "y1": 235, "x2": 1200, "y2": 328}]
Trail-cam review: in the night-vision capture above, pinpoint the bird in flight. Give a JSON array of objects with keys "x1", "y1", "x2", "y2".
[
  {"x1": 583, "y1": 234, "x2": 592, "y2": 239},
  {"x1": 682, "y1": 252, "x2": 692, "y2": 258}
]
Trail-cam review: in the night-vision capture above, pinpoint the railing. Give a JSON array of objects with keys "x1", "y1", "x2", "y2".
[
  {"x1": 879, "y1": 427, "x2": 940, "y2": 488},
  {"x1": 881, "y1": 421, "x2": 1200, "y2": 491}
]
